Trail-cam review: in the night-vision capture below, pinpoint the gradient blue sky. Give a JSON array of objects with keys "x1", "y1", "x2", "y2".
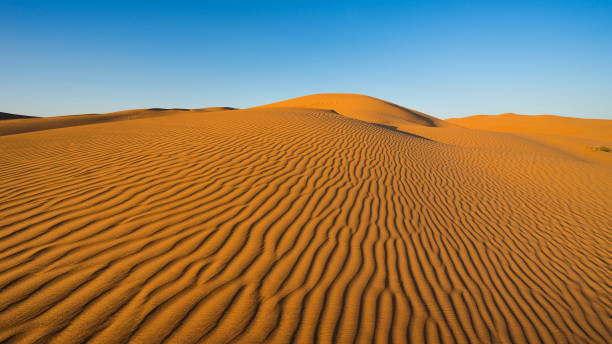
[{"x1": 2, "y1": 0, "x2": 611, "y2": 118}]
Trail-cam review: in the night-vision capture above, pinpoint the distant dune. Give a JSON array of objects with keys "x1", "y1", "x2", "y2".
[
  {"x1": 447, "y1": 113, "x2": 611, "y2": 141},
  {"x1": 0, "y1": 95, "x2": 610, "y2": 343},
  {"x1": 0, "y1": 112, "x2": 37, "y2": 120},
  {"x1": 448, "y1": 113, "x2": 612, "y2": 167},
  {"x1": 0, "y1": 107, "x2": 234, "y2": 136}
]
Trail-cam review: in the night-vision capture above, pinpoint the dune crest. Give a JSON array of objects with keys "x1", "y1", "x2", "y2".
[
  {"x1": 258, "y1": 93, "x2": 446, "y2": 129},
  {"x1": 0, "y1": 98, "x2": 610, "y2": 343},
  {"x1": 447, "y1": 113, "x2": 612, "y2": 141}
]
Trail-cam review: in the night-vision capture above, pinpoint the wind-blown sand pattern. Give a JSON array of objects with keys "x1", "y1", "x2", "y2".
[{"x1": 0, "y1": 94, "x2": 610, "y2": 343}]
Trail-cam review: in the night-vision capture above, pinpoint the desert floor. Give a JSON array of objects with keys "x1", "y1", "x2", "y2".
[{"x1": 0, "y1": 94, "x2": 610, "y2": 343}]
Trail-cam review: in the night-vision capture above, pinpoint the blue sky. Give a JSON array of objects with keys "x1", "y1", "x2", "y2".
[{"x1": 2, "y1": 0, "x2": 611, "y2": 118}]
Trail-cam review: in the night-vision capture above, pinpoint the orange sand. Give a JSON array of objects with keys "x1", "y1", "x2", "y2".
[
  {"x1": 0, "y1": 95, "x2": 610, "y2": 343},
  {"x1": 447, "y1": 113, "x2": 612, "y2": 167}
]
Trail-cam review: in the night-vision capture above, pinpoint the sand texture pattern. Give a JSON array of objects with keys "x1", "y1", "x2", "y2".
[
  {"x1": 447, "y1": 113, "x2": 612, "y2": 167},
  {"x1": 0, "y1": 95, "x2": 611, "y2": 343}
]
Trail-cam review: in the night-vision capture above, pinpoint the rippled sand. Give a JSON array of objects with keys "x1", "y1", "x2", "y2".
[{"x1": 1, "y1": 94, "x2": 610, "y2": 343}]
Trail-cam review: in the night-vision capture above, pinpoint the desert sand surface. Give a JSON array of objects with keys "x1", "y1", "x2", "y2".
[
  {"x1": 0, "y1": 94, "x2": 610, "y2": 344},
  {"x1": 447, "y1": 113, "x2": 612, "y2": 167},
  {"x1": 0, "y1": 107, "x2": 234, "y2": 137}
]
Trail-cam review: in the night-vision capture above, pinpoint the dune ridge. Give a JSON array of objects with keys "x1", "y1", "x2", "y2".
[
  {"x1": 0, "y1": 96, "x2": 610, "y2": 343},
  {"x1": 258, "y1": 93, "x2": 446, "y2": 129},
  {"x1": 0, "y1": 107, "x2": 234, "y2": 137},
  {"x1": 447, "y1": 113, "x2": 612, "y2": 141}
]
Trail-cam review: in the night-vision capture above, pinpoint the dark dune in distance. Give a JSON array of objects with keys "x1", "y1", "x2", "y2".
[{"x1": 0, "y1": 112, "x2": 38, "y2": 120}]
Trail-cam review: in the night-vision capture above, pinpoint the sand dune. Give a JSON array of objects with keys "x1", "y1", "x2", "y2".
[
  {"x1": 0, "y1": 95, "x2": 610, "y2": 343},
  {"x1": 447, "y1": 113, "x2": 612, "y2": 167},
  {"x1": 259, "y1": 93, "x2": 447, "y2": 129},
  {"x1": 0, "y1": 107, "x2": 234, "y2": 137},
  {"x1": 447, "y1": 113, "x2": 611, "y2": 141},
  {"x1": 0, "y1": 112, "x2": 37, "y2": 121}
]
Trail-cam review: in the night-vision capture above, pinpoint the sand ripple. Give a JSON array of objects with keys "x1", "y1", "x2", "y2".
[{"x1": 0, "y1": 106, "x2": 610, "y2": 343}]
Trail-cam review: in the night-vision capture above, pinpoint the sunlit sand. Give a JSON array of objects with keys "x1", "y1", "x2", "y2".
[{"x1": 1, "y1": 94, "x2": 610, "y2": 343}]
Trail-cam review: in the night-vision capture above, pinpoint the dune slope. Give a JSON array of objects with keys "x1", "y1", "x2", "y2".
[
  {"x1": 0, "y1": 107, "x2": 234, "y2": 137},
  {"x1": 0, "y1": 102, "x2": 611, "y2": 344},
  {"x1": 447, "y1": 113, "x2": 611, "y2": 141},
  {"x1": 259, "y1": 93, "x2": 446, "y2": 129},
  {"x1": 447, "y1": 113, "x2": 612, "y2": 167}
]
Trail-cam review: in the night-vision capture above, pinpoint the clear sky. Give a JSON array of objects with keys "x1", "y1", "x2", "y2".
[{"x1": 2, "y1": 0, "x2": 611, "y2": 119}]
